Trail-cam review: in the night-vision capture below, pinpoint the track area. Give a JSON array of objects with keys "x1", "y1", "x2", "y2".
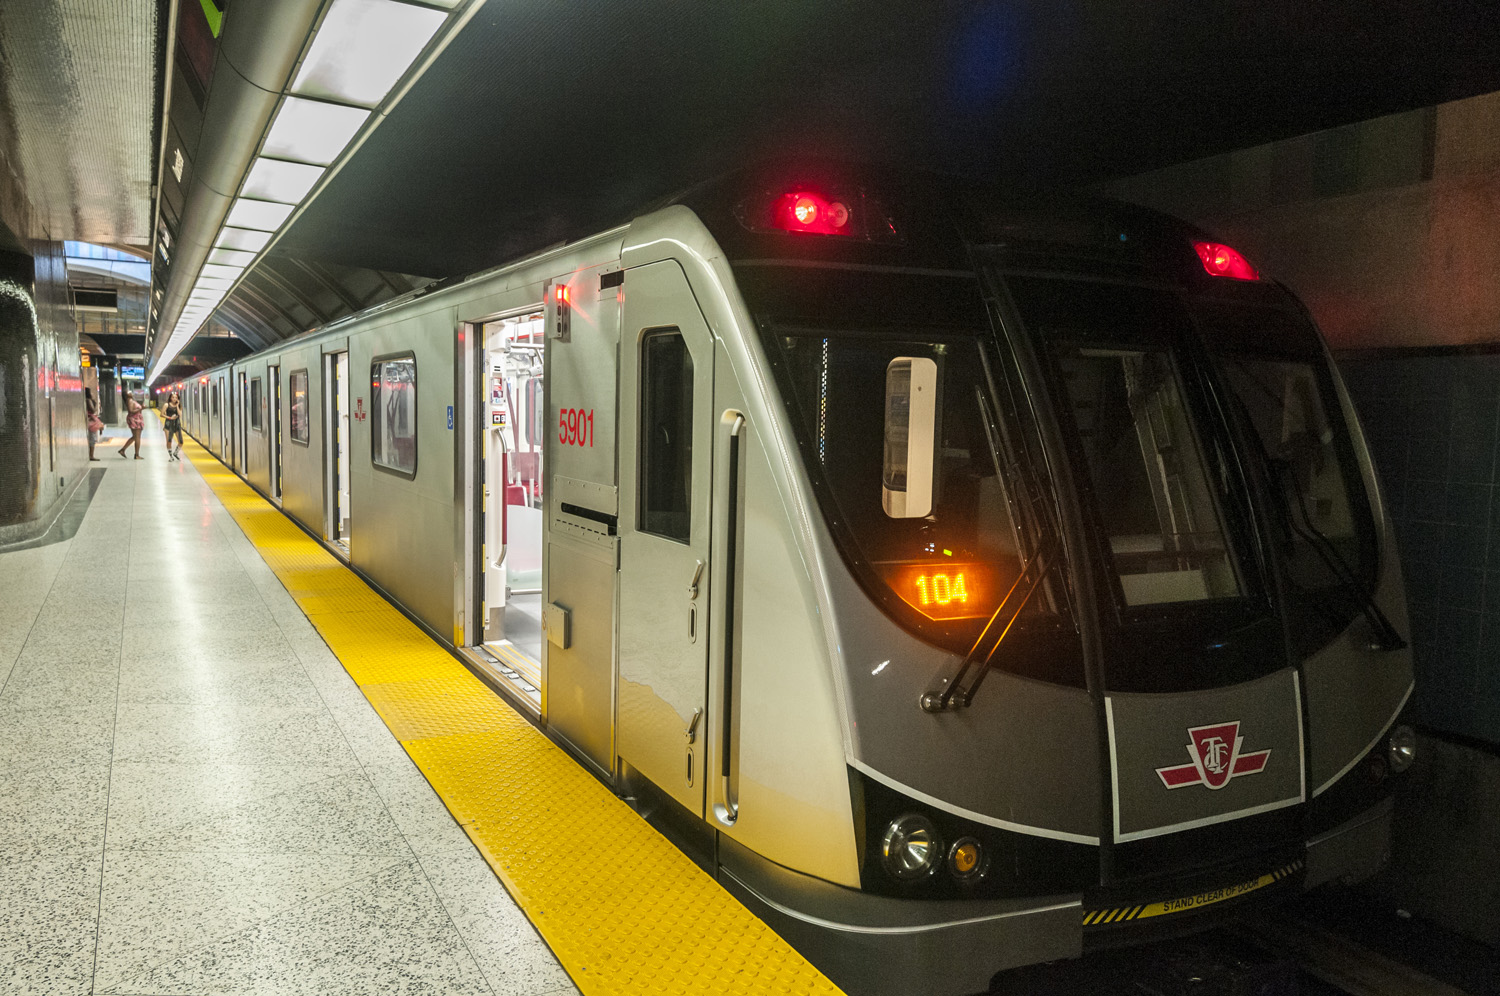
[{"x1": 182, "y1": 438, "x2": 842, "y2": 996}]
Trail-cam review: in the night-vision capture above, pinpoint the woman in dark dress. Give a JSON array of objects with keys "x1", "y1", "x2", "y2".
[{"x1": 162, "y1": 392, "x2": 183, "y2": 461}]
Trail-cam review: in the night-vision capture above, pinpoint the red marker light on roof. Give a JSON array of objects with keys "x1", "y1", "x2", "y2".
[
  {"x1": 773, "y1": 191, "x2": 853, "y2": 235},
  {"x1": 1193, "y1": 241, "x2": 1260, "y2": 281}
]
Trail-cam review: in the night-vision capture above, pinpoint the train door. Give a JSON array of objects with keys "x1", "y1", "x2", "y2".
[
  {"x1": 473, "y1": 311, "x2": 546, "y2": 705},
  {"x1": 269, "y1": 364, "x2": 282, "y2": 503},
  {"x1": 616, "y1": 262, "x2": 716, "y2": 815},
  {"x1": 220, "y1": 375, "x2": 230, "y2": 460},
  {"x1": 238, "y1": 371, "x2": 249, "y2": 471},
  {"x1": 325, "y1": 350, "x2": 350, "y2": 550}
]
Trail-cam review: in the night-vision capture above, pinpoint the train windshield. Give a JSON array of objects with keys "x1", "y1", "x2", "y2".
[
  {"x1": 1008, "y1": 277, "x2": 1248, "y2": 609},
  {"x1": 764, "y1": 328, "x2": 1047, "y2": 648}
]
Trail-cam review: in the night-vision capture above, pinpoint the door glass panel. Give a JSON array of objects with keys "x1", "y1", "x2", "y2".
[
  {"x1": 1057, "y1": 348, "x2": 1241, "y2": 605},
  {"x1": 639, "y1": 328, "x2": 693, "y2": 543}
]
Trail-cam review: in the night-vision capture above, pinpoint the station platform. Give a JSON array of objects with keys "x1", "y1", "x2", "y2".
[{"x1": 0, "y1": 421, "x2": 839, "y2": 996}]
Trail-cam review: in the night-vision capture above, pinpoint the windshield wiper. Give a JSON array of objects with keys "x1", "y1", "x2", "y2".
[
  {"x1": 1265, "y1": 457, "x2": 1405, "y2": 651},
  {"x1": 920, "y1": 533, "x2": 1059, "y2": 712},
  {"x1": 921, "y1": 383, "x2": 1062, "y2": 712}
]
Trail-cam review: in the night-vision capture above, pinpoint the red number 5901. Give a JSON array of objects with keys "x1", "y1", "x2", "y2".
[{"x1": 557, "y1": 407, "x2": 594, "y2": 447}]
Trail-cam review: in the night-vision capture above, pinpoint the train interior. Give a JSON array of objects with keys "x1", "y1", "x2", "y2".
[{"x1": 475, "y1": 311, "x2": 547, "y2": 703}]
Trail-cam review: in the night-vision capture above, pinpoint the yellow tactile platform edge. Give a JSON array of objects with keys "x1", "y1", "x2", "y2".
[{"x1": 182, "y1": 440, "x2": 844, "y2": 996}]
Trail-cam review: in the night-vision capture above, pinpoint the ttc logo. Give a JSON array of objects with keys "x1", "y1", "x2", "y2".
[{"x1": 1156, "y1": 721, "x2": 1271, "y2": 790}]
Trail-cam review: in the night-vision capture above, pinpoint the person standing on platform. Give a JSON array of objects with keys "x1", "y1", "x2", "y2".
[
  {"x1": 162, "y1": 392, "x2": 183, "y2": 461},
  {"x1": 118, "y1": 391, "x2": 145, "y2": 459},
  {"x1": 85, "y1": 388, "x2": 103, "y2": 461}
]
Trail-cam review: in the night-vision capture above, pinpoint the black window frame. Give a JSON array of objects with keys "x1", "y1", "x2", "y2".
[
  {"x1": 289, "y1": 368, "x2": 310, "y2": 445},
  {"x1": 637, "y1": 327, "x2": 694, "y2": 544},
  {"x1": 250, "y1": 376, "x2": 263, "y2": 430},
  {"x1": 370, "y1": 351, "x2": 418, "y2": 479}
]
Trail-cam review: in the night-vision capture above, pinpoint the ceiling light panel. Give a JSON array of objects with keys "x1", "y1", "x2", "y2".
[
  {"x1": 242, "y1": 158, "x2": 326, "y2": 203},
  {"x1": 292, "y1": 0, "x2": 446, "y2": 108},
  {"x1": 209, "y1": 248, "x2": 258, "y2": 266},
  {"x1": 262, "y1": 97, "x2": 370, "y2": 166},
  {"x1": 226, "y1": 198, "x2": 296, "y2": 232},
  {"x1": 216, "y1": 228, "x2": 273, "y2": 252},
  {"x1": 201, "y1": 263, "x2": 245, "y2": 280}
]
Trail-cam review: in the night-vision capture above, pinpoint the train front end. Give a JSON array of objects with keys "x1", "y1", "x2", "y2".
[{"x1": 684, "y1": 171, "x2": 1414, "y2": 996}]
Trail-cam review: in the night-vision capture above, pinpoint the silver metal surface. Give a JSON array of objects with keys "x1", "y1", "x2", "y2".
[
  {"x1": 0, "y1": 0, "x2": 158, "y2": 244},
  {"x1": 616, "y1": 260, "x2": 716, "y2": 818}
]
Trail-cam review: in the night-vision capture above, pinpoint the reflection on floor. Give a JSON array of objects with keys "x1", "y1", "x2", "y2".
[{"x1": 0, "y1": 423, "x2": 577, "y2": 996}]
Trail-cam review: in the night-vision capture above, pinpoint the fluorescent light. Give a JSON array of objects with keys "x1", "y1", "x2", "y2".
[
  {"x1": 292, "y1": 0, "x2": 445, "y2": 108},
  {"x1": 226, "y1": 199, "x2": 295, "y2": 232},
  {"x1": 262, "y1": 97, "x2": 369, "y2": 166},
  {"x1": 216, "y1": 227, "x2": 273, "y2": 252},
  {"x1": 242, "y1": 157, "x2": 326, "y2": 202},
  {"x1": 209, "y1": 248, "x2": 258, "y2": 266},
  {"x1": 201, "y1": 263, "x2": 244, "y2": 281}
]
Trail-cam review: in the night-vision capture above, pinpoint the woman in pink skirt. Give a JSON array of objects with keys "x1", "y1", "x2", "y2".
[{"x1": 118, "y1": 391, "x2": 145, "y2": 459}]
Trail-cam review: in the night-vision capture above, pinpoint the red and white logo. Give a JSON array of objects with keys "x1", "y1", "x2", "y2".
[{"x1": 1156, "y1": 721, "x2": 1270, "y2": 790}]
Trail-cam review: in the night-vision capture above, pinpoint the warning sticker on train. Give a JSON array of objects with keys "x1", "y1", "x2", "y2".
[
  {"x1": 1083, "y1": 860, "x2": 1303, "y2": 926},
  {"x1": 1155, "y1": 721, "x2": 1271, "y2": 790}
]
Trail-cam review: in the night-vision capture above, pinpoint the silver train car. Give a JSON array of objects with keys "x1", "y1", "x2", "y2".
[{"x1": 170, "y1": 167, "x2": 1415, "y2": 996}]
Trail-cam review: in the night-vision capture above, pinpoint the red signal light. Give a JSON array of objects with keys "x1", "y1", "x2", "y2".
[
  {"x1": 773, "y1": 191, "x2": 853, "y2": 236},
  {"x1": 1193, "y1": 241, "x2": 1260, "y2": 281}
]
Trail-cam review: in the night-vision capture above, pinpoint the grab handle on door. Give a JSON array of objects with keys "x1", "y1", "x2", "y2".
[
  {"x1": 687, "y1": 559, "x2": 704, "y2": 600},
  {"x1": 714, "y1": 412, "x2": 746, "y2": 826}
]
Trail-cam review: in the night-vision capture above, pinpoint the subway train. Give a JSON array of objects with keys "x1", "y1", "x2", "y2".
[{"x1": 168, "y1": 166, "x2": 1416, "y2": 996}]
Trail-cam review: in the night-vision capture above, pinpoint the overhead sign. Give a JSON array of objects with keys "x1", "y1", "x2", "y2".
[{"x1": 118, "y1": 365, "x2": 145, "y2": 379}]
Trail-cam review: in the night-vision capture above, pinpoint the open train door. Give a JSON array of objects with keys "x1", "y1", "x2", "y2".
[{"x1": 617, "y1": 261, "x2": 716, "y2": 816}]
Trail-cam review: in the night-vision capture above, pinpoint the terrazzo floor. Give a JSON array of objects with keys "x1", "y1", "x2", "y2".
[{"x1": 0, "y1": 431, "x2": 579, "y2": 996}]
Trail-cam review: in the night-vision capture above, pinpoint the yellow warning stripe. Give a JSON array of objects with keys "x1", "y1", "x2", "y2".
[
  {"x1": 183, "y1": 440, "x2": 843, "y2": 996},
  {"x1": 1082, "y1": 860, "x2": 1304, "y2": 926}
]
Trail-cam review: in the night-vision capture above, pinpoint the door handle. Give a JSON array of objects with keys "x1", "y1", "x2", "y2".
[
  {"x1": 687, "y1": 559, "x2": 705, "y2": 600},
  {"x1": 684, "y1": 707, "x2": 702, "y2": 744}
]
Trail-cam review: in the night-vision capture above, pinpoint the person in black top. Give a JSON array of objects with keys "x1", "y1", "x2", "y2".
[{"x1": 162, "y1": 392, "x2": 183, "y2": 461}]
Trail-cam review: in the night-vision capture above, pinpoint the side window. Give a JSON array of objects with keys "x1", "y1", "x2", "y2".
[
  {"x1": 250, "y1": 377, "x2": 263, "y2": 430},
  {"x1": 290, "y1": 369, "x2": 310, "y2": 443},
  {"x1": 211, "y1": 383, "x2": 219, "y2": 416},
  {"x1": 371, "y1": 354, "x2": 417, "y2": 477},
  {"x1": 638, "y1": 328, "x2": 693, "y2": 543}
]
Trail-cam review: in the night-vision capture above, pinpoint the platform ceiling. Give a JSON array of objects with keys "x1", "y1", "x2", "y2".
[{"x1": 273, "y1": 0, "x2": 1500, "y2": 280}]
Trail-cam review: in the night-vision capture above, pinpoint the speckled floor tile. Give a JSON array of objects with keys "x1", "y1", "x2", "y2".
[
  {"x1": 418, "y1": 855, "x2": 574, "y2": 996},
  {"x1": 113, "y1": 702, "x2": 359, "y2": 767},
  {"x1": 106, "y1": 762, "x2": 406, "y2": 856},
  {"x1": 363, "y1": 759, "x2": 464, "y2": 841},
  {"x1": 116, "y1": 661, "x2": 323, "y2": 708},
  {"x1": 0, "y1": 656, "x2": 120, "y2": 710},
  {"x1": 121, "y1": 628, "x2": 301, "y2": 668},
  {"x1": 94, "y1": 851, "x2": 411, "y2": 991},
  {"x1": 0, "y1": 704, "x2": 116, "y2": 772},
  {"x1": 0, "y1": 763, "x2": 110, "y2": 863},
  {"x1": 0, "y1": 852, "x2": 103, "y2": 996},
  {"x1": 103, "y1": 860, "x2": 493, "y2": 996}
]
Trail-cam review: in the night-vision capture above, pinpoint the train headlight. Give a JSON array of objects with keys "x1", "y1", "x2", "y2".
[
  {"x1": 881, "y1": 814, "x2": 941, "y2": 882},
  {"x1": 1387, "y1": 725, "x2": 1417, "y2": 773},
  {"x1": 947, "y1": 836, "x2": 988, "y2": 884}
]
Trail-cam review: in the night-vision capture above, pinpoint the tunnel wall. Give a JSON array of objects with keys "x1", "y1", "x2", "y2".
[{"x1": 1106, "y1": 90, "x2": 1500, "y2": 749}]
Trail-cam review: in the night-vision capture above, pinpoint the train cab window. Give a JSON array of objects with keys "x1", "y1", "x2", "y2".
[
  {"x1": 639, "y1": 328, "x2": 693, "y2": 543},
  {"x1": 250, "y1": 377, "x2": 263, "y2": 430},
  {"x1": 371, "y1": 355, "x2": 417, "y2": 477},
  {"x1": 289, "y1": 369, "x2": 310, "y2": 444},
  {"x1": 767, "y1": 329, "x2": 1041, "y2": 640},
  {"x1": 1057, "y1": 348, "x2": 1241, "y2": 605},
  {"x1": 1011, "y1": 277, "x2": 1246, "y2": 609}
]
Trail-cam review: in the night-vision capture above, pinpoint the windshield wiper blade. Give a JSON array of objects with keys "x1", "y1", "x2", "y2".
[
  {"x1": 1266, "y1": 458, "x2": 1405, "y2": 651},
  {"x1": 920, "y1": 532, "x2": 1059, "y2": 712}
]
